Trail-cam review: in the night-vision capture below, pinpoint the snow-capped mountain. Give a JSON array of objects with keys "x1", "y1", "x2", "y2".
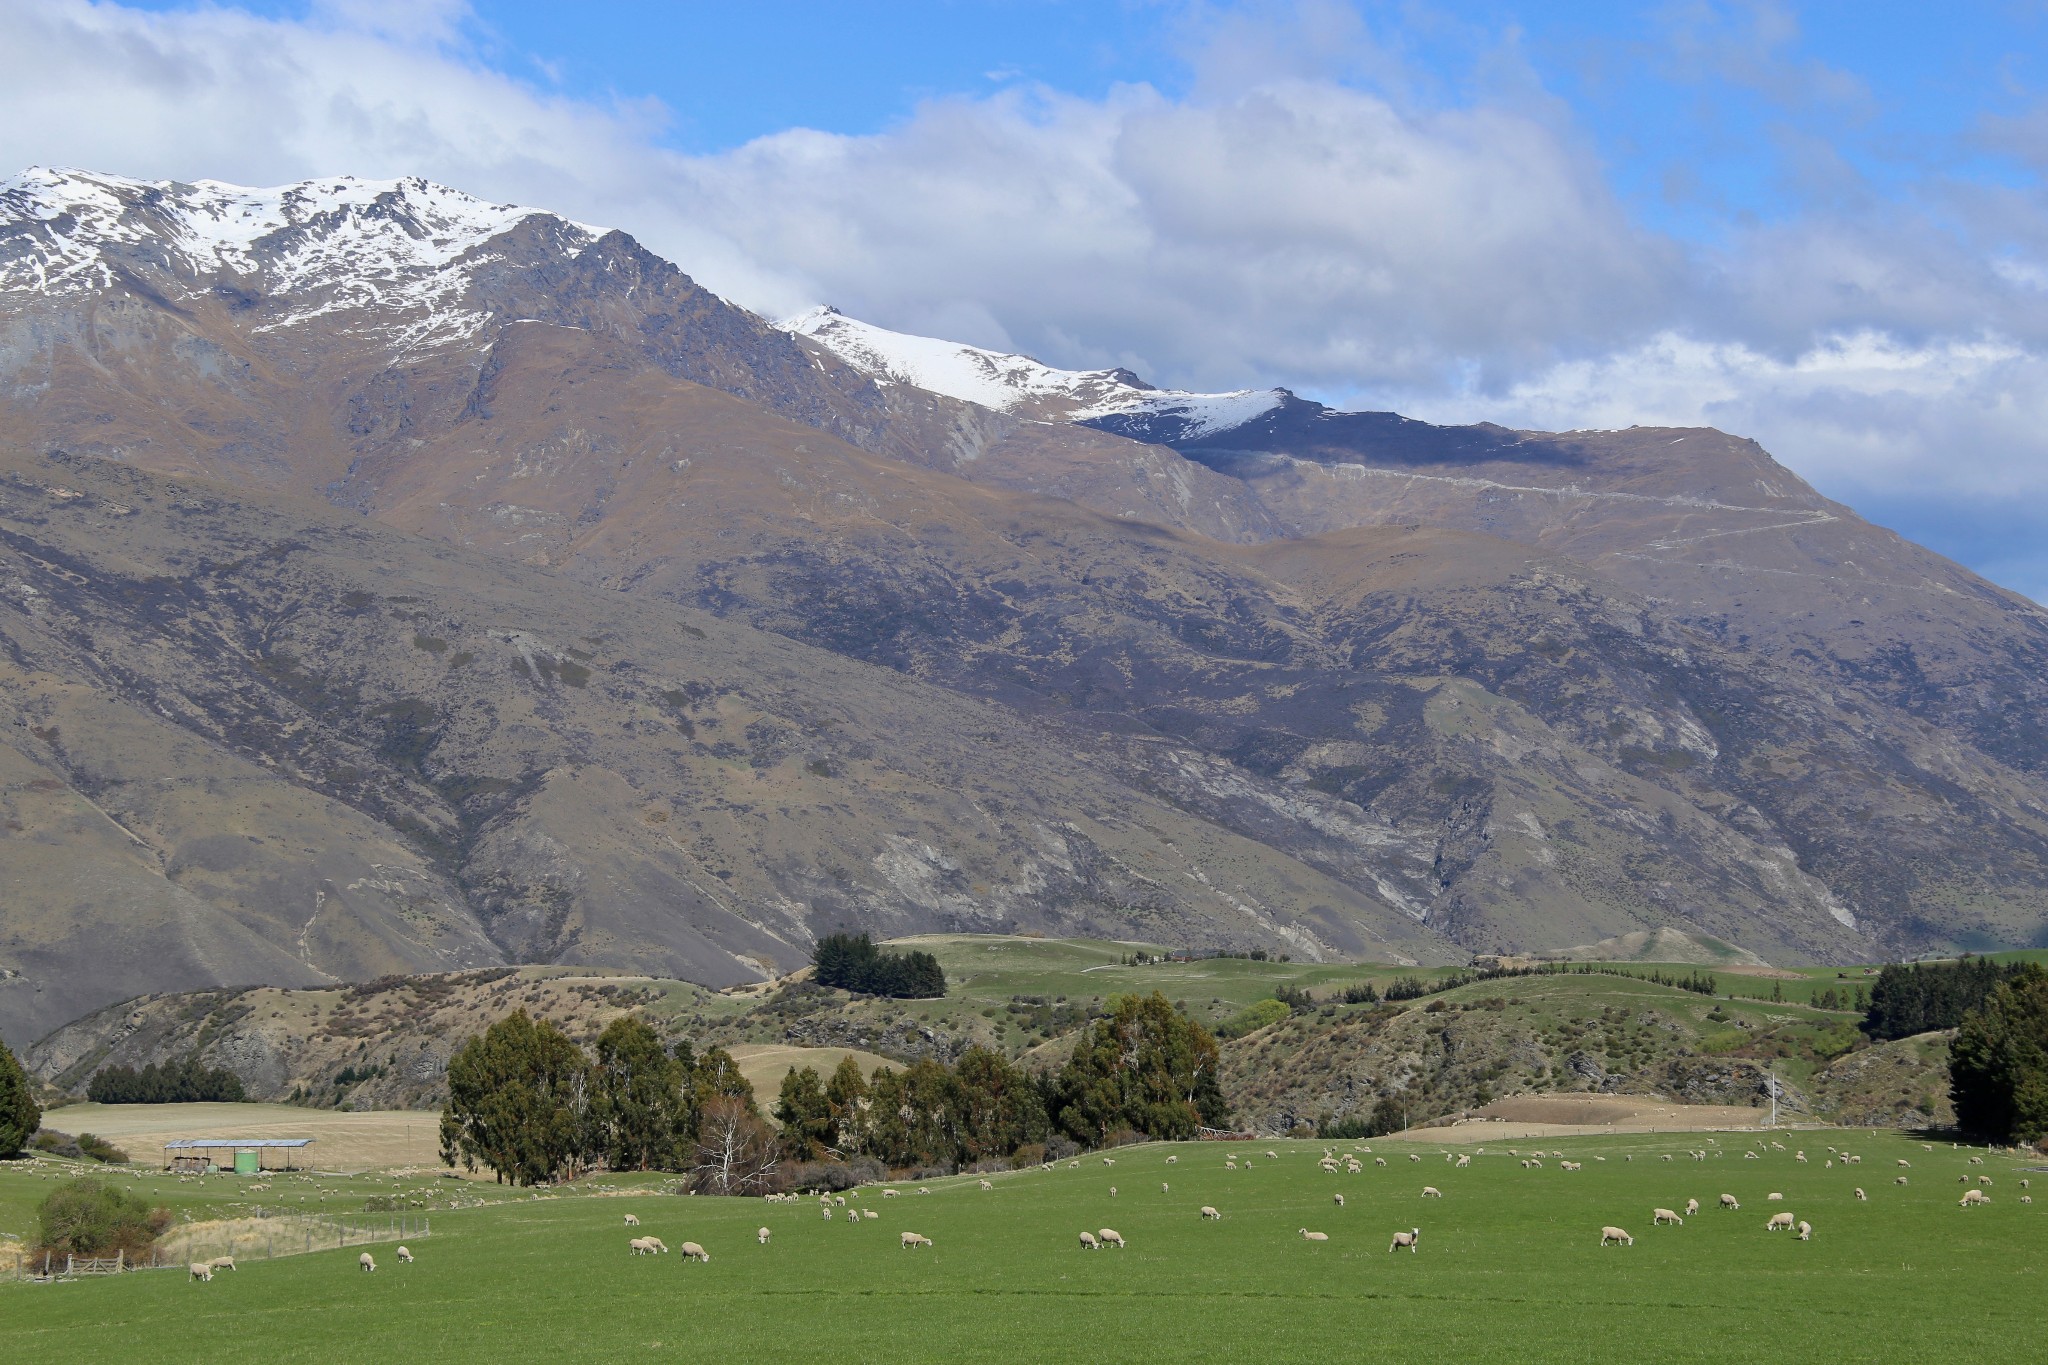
[
  {"x1": 782, "y1": 305, "x2": 1284, "y2": 442},
  {"x1": 0, "y1": 167, "x2": 599, "y2": 350}
]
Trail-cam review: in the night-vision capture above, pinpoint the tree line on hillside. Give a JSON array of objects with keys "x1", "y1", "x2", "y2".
[
  {"x1": 438, "y1": 993, "x2": 1228, "y2": 1188},
  {"x1": 85, "y1": 1052, "x2": 246, "y2": 1104},
  {"x1": 1864, "y1": 958, "x2": 2028, "y2": 1041},
  {"x1": 1950, "y1": 962, "x2": 2048, "y2": 1146},
  {"x1": 1, "y1": 1039, "x2": 40, "y2": 1158},
  {"x1": 810, "y1": 932, "x2": 946, "y2": 998}
]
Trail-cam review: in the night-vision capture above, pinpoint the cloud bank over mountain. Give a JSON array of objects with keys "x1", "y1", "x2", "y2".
[{"x1": 2, "y1": 0, "x2": 2044, "y2": 595}]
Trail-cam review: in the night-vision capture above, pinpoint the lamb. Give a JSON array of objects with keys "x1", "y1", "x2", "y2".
[
  {"x1": 901, "y1": 1232, "x2": 932, "y2": 1249},
  {"x1": 822, "y1": 1205, "x2": 835, "y2": 1220},
  {"x1": 189, "y1": 1262, "x2": 213, "y2": 1282},
  {"x1": 1979, "y1": 1176, "x2": 1994, "y2": 1186},
  {"x1": 1795, "y1": 1151, "x2": 1807, "y2": 1163},
  {"x1": 1897, "y1": 1177, "x2": 1910, "y2": 1185},
  {"x1": 1455, "y1": 1154, "x2": 1471, "y2": 1168},
  {"x1": 1684, "y1": 1198, "x2": 1700, "y2": 1217},
  {"x1": 624, "y1": 1213, "x2": 641, "y2": 1226},
  {"x1": 1600, "y1": 1227, "x2": 1634, "y2": 1247},
  {"x1": 1796, "y1": 1221, "x2": 1812, "y2": 1241},
  {"x1": 1421, "y1": 1186, "x2": 1443, "y2": 1199},
  {"x1": 1766, "y1": 1212, "x2": 1795, "y2": 1231},
  {"x1": 1409, "y1": 1153, "x2": 1422, "y2": 1163},
  {"x1": 1333, "y1": 1193, "x2": 1345, "y2": 1207},
  {"x1": 1078, "y1": 1231, "x2": 1099, "y2": 1250},
  {"x1": 1098, "y1": 1229, "x2": 1125, "y2": 1248},
  {"x1": 359, "y1": 1252, "x2": 377, "y2": 1272},
  {"x1": 680, "y1": 1242, "x2": 710, "y2": 1262},
  {"x1": 1653, "y1": 1208, "x2": 1684, "y2": 1226},
  {"x1": 757, "y1": 1227, "x2": 771, "y2": 1245},
  {"x1": 864, "y1": 1210, "x2": 879, "y2": 1219},
  {"x1": 1720, "y1": 1194, "x2": 1740, "y2": 1210},
  {"x1": 1960, "y1": 1189, "x2": 1990, "y2": 1207},
  {"x1": 209, "y1": 1255, "x2": 237, "y2": 1272},
  {"x1": 1103, "y1": 1157, "x2": 1117, "y2": 1166},
  {"x1": 1299, "y1": 1228, "x2": 1329, "y2": 1242},
  {"x1": 979, "y1": 1180, "x2": 994, "y2": 1191},
  {"x1": 396, "y1": 1246, "x2": 413, "y2": 1263},
  {"x1": 1389, "y1": 1228, "x2": 1420, "y2": 1253},
  {"x1": 1109, "y1": 1186, "x2": 1117, "y2": 1198},
  {"x1": 882, "y1": 1188, "x2": 900, "y2": 1198},
  {"x1": 1200, "y1": 1206, "x2": 1222, "y2": 1220},
  {"x1": 1375, "y1": 1158, "x2": 1387, "y2": 1167},
  {"x1": 835, "y1": 1196, "x2": 847, "y2": 1206}
]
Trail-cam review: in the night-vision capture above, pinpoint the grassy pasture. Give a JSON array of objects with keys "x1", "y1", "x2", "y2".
[{"x1": 4, "y1": 1129, "x2": 2041, "y2": 1363}]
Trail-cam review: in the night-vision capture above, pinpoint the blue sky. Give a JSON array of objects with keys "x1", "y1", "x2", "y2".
[{"x1": 19, "y1": 1, "x2": 2048, "y2": 598}]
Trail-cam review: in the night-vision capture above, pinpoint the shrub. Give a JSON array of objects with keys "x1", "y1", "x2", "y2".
[
  {"x1": 1008, "y1": 1142, "x2": 1047, "y2": 1168},
  {"x1": 32, "y1": 1177, "x2": 170, "y2": 1261},
  {"x1": 1215, "y1": 998, "x2": 1290, "y2": 1039}
]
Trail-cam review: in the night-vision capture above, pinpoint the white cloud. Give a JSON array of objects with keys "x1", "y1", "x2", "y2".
[{"x1": 2, "y1": 0, "x2": 2047, "y2": 597}]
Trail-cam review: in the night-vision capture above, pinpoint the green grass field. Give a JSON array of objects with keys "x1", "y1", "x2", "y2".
[{"x1": 5, "y1": 1129, "x2": 2042, "y2": 1363}]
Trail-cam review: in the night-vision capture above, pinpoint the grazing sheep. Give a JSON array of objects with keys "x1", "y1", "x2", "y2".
[
  {"x1": 835, "y1": 1196, "x2": 847, "y2": 1206},
  {"x1": 1795, "y1": 1152, "x2": 1807, "y2": 1163},
  {"x1": 2023, "y1": 1196, "x2": 2034, "y2": 1205},
  {"x1": 1103, "y1": 1158, "x2": 1116, "y2": 1166},
  {"x1": 624, "y1": 1213, "x2": 640, "y2": 1226},
  {"x1": 1421, "y1": 1186, "x2": 1443, "y2": 1199},
  {"x1": 1455, "y1": 1154, "x2": 1471, "y2": 1168},
  {"x1": 1299, "y1": 1228, "x2": 1329, "y2": 1242},
  {"x1": 901, "y1": 1232, "x2": 932, "y2": 1250},
  {"x1": 1796, "y1": 1221, "x2": 1811, "y2": 1241},
  {"x1": 822, "y1": 1205, "x2": 834, "y2": 1221},
  {"x1": 1333, "y1": 1193, "x2": 1345, "y2": 1207},
  {"x1": 679, "y1": 1242, "x2": 710, "y2": 1262},
  {"x1": 1720, "y1": 1194, "x2": 1741, "y2": 1210},
  {"x1": 1162, "y1": 1183, "x2": 1171, "y2": 1195},
  {"x1": 1744, "y1": 1153, "x2": 1758, "y2": 1160},
  {"x1": 1766, "y1": 1213, "x2": 1795, "y2": 1231},
  {"x1": 1897, "y1": 1177, "x2": 1910, "y2": 1186},
  {"x1": 1375, "y1": 1158, "x2": 1387, "y2": 1168},
  {"x1": 1600, "y1": 1227, "x2": 1635, "y2": 1247},
  {"x1": 189, "y1": 1262, "x2": 213, "y2": 1282},
  {"x1": 209, "y1": 1256, "x2": 237, "y2": 1272},
  {"x1": 1078, "y1": 1231, "x2": 1099, "y2": 1251},
  {"x1": 1661, "y1": 1154, "x2": 1673, "y2": 1163},
  {"x1": 1098, "y1": 1229, "x2": 1125, "y2": 1248},
  {"x1": 1266, "y1": 1151, "x2": 1279, "y2": 1160},
  {"x1": 1970, "y1": 1156, "x2": 1984, "y2": 1165},
  {"x1": 1200, "y1": 1206, "x2": 1222, "y2": 1220},
  {"x1": 1166, "y1": 1155, "x2": 1178, "y2": 1165},
  {"x1": 1767, "y1": 1192, "x2": 1784, "y2": 1202},
  {"x1": 1389, "y1": 1228, "x2": 1420, "y2": 1253},
  {"x1": 864, "y1": 1210, "x2": 879, "y2": 1219},
  {"x1": 1960, "y1": 1190, "x2": 1990, "y2": 1207},
  {"x1": 1685, "y1": 1199, "x2": 1700, "y2": 1217},
  {"x1": 1109, "y1": 1187, "x2": 1118, "y2": 1198},
  {"x1": 1979, "y1": 1176, "x2": 1994, "y2": 1186},
  {"x1": 1409, "y1": 1154, "x2": 1422, "y2": 1163},
  {"x1": 359, "y1": 1252, "x2": 377, "y2": 1272},
  {"x1": 979, "y1": 1180, "x2": 993, "y2": 1191},
  {"x1": 1653, "y1": 1208, "x2": 1684, "y2": 1226},
  {"x1": 2023, "y1": 1179, "x2": 2032, "y2": 1189},
  {"x1": 882, "y1": 1189, "x2": 900, "y2": 1198},
  {"x1": 757, "y1": 1227, "x2": 771, "y2": 1245},
  {"x1": 629, "y1": 1237, "x2": 658, "y2": 1255},
  {"x1": 396, "y1": 1246, "x2": 413, "y2": 1263},
  {"x1": 1898, "y1": 1159, "x2": 1911, "y2": 1168},
  {"x1": 1226, "y1": 1160, "x2": 1238, "y2": 1170},
  {"x1": 1855, "y1": 1187, "x2": 1867, "y2": 1201}
]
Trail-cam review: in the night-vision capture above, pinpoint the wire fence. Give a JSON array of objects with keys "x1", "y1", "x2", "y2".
[{"x1": 9, "y1": 1213, "x2": 430, "y2": 1283}]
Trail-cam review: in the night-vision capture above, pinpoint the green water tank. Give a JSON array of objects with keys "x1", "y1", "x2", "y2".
[{"x1": 234, "y1": 1149, "x2": 259, "y2": 1175}]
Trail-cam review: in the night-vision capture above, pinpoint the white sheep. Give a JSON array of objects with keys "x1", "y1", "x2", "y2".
[
  {"x1": 1653, "y1": 1208, "x2": 1683, "y2": 1226},
  {"x1": 1684, "y1": 1198, "x2": 1700, "y2": 1217},
  {"x1": 1720, "y1": 1194, "x2": 1740, "y2": 1210},
  {"x1": 1455, "y1": 1154, "x2": 1471, "y2": 1168},
  {"x1": 1409, "y1": 1154, "x2": 1422, "y2": 1163},
  {"x1": 1796, "y1": 1221, "x2": 1811, "y2": 1241},
  {"x1": 1898, "y1": 1159, "x2": 1911, "y2": 1168},
  {"x1": 628, "y1": 1237, "x2": 657, "y2": 1255},
  {"x1": 1078, "y1": 1231, "x2": 1099, "y2": 1250},
  {"x1": 1200, "y1": 1205, "x2": 1222, "y2": 1220},
  {"x1": 1600, "y1": 1227, "x2": 1634, "y2": 1246},
  {"x1": 1109, "y1": 1186, "x2": 1118, "y2": 1198},
  {"x1": 1267, "y1": 1151, "x2": 1279, "y2": 1160},
  {"x1": 1854, "y1": 1188, "x2": 1867, "y2": 1201},
  {"x1": 624, "y1": 1213, "x2": 640, "y2": 1226},
  {"x1": 1389, "y1": 1228, "x2": 1420, "y2": 1253},
  {"x1": 189, "y1": 1262, "x2": 213, "y2": 1282},
  {"x1": 979, "y1": 1180, "x2": 993, "y2": 1191},
  {"x1": 1767, "y1": 1192, "x2": 1784, "y2": 1202},
  {"x1": 1421, "y1": 1186, "x2": 1443, "y2": 1199},
  {"x1": 821, "y1": 1205, "x2": 834, "y2": 1221},
  {"x1": 1979, "y1": 1176, "x2": 1994, "y2": 1186},
  {"x1": 1103, "y1": 1157, "x2": 1117, "y2": 1166},
  {"x1": 1333, "y1": 1193, "x2": 1345, "y2": 1207},
  {"x1": 1897, "y1": 1176, "x2": 1910, "y2": 1185},
  {"x1": 209, "y1": 1255, "x2": 237, "y2": 1272},
  {"x1": 1766, "y1": 1212, "x2": 1795, "y2": 1231},
  {"x1": 901, "y1": 1232, "x2": 932, "y2": 1249},
  {"x1": 757, "y1": 1227, "x2": 771, "y2": 1245},
  {"x1": 1299, "y1": 1228, "x2": 1329, "y2": 1242},
  {"x1": 864, "y1": 1210, "x2": 879, "y2": 1220},
  {"x1": 1166, "y1": 1155, "x2": 1178, "y2": 1165},
  {"x1": 1960, "y1": 1190, "x2": 1990, "y2": 1207},
  {"x1": 679, "y1": 1242, "x2": 710, "y2": 1262},
  {"x1": 2022, "y1": 1196, "x2": 2034, "y2": 1205},
  {"x1": 1098, "y1": 1228, "x2": 1125, "y2": 1248},
  {"x1": 359, "y1": 1252, "x2": 377, "y2": 1272},
  {"x1": 1375, "y1": 1158, "x2": 1387, "y2": 1167}
]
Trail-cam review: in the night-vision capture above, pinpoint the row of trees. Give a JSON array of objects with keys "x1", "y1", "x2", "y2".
[
  {"x1": 1, "y1": 1039, "x2": 40, "y2": 1158},
  {"x1": 811, "y1": 932, "x2": 946, "y2": 999},
  {"x1": 775, "y1": 992, "x2": 1230, "y2": 1170},
  {"x1": 439, "y1": 1011, "x2": 766, "y2": 1188},
  {"x1": 85, "y1": 1053, "x2": 246, "y2": 1104},
  {"x1": 1865, "y1": 958, "x2": 2027, "y2": 1041},
  {"x1": 1950, "y1": 963, "x2": 2048, "y2": 1145}
]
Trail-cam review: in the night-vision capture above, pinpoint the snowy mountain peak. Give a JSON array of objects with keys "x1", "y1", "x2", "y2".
[
  {"x1": 781, "y1": 304, "x2": 1284, "y2": 440},
  {"x1": 0, "y1": 167, "x2": 599, "y2": 350}
]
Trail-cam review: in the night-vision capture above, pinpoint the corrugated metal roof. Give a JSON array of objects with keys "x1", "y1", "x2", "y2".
[{"x1": 161, "y1": 1138, "x2": 316, "y2": 1149}]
